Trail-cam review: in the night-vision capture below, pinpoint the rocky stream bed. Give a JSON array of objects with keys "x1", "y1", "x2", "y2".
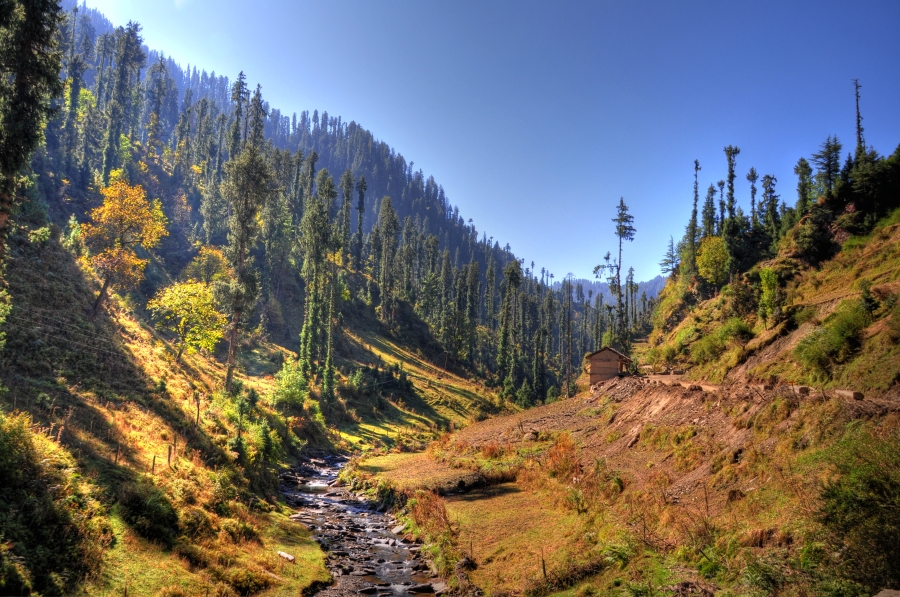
[{"x1": 280, "y1": 454, "x2": 449, "y2": 596}]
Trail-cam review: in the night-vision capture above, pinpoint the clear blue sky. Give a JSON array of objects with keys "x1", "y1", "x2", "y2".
[{"x1": 84, "y1": 0, "x2": 900, "y2": 282}]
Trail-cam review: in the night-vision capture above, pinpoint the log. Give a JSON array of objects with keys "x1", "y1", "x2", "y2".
[
  {"x1": 277, "y1": 551, "x2": 295, "y2": 563},
  {"x1": 834, "y1": 389, "x2": 864, "y2": 400}
]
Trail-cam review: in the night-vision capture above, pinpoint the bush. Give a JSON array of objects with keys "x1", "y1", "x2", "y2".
[
  {"x1": 0, "y1": 412, "x2": 108, "y2": 594},
  {"x1": 887, "y1": 300, "x2": 900, "y2": 341},
  {"x1": 690, "y1": 335, "x2": 725, "y2": 364},
  {"x1": 119, "y1": 481, "x2": 178, "y2": 546},
  {"x1": 178, "y1": 506, "x2": 217, "y2": 539},
  {"x1": 224, "y1": 568, "x2": 271, "y2": 595},
  {"x1": 819, "y1": 426, "x2": 900, "y2": 591},
  {"x1": 269, "y1": 359, "x2": 308, "y2": 410},
  {"x1": 155, "y1": 584, "x2": 188, "y2": 597},
  {"x1": 219, "y1": 518, "x2": 259, "y2": 544},
  {"x1": 794, "y1": 299, "x2": 868, "y2": 381},
  {"x1": 173, "y1": 541, "x2": 210, "y2": 569}
]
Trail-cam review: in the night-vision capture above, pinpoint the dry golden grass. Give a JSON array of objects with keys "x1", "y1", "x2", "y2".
[
  {"x1": 446, "y1": 482, "x2": 582, "y2": 594},
  {"x1": 355, "y1": 452, "x2": 473, "y2": 491}
]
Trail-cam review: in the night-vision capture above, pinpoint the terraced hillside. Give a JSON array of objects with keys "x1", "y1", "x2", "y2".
[{"x1": 349, "y1": 373, "x2": 900, "y2": 595}]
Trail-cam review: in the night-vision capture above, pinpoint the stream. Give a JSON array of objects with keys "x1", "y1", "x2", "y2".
[{"x1": 281, "y1": 454, "x2": 447, "y2": 596}]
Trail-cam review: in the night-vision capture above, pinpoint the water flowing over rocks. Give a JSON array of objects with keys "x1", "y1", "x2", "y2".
[{"x1": 281, "y1": 454, "x2": 449, "y2": 596}]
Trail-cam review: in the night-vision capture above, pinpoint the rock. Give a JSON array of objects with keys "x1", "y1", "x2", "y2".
[
  {"x1": 455, "y1": 556, "x2": 476, "y2": 572},
  {"x1": 432, "y1": 581, "x2": 449, "y2": 595},
  {"x1": 626, "y1": 434, "x2": 639, "y2": 448},
  {"x1": 408, "y1": 584, "x2": 435, "y2": 594},
  {"x1": 358, "y1": 587, "x2": 378, "y2": 594},
  {"x1": 522, "y1": 432, "x2": 537, "y2": 442},
  {"x1": 391, "y1": 523, "x2": 406, "y2": 534},
  {"x1": 277, "y1": 551, "x2": 295, "y2": 563},
  {"x1": 727, "y1": 489, "x2": 745, "y2": 503}
]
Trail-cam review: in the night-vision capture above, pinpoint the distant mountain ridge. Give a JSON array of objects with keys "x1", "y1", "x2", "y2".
[{"x1": 552, "y1": 275, "x2": 666, "y2": 303}]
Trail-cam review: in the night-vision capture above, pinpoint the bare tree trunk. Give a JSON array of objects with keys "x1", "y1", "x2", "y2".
[{"x1": 90, "y1": 276, "x2": 112, "y2": 319}]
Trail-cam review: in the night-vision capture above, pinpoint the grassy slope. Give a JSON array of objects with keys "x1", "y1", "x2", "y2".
[
  {"x1": 650, "y1": 208, "x2": 900, "y2": 394},
  {"x1": 0, "y1": 216, "x2": 499, "y2": 594}
]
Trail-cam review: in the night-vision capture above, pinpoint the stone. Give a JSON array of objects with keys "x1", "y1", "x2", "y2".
[
  {"x1": 277, "y1": 551, "x2": 295, "y2": 563},
  {"x1": 391, "y1": 524, "x2": 406, "y2": 534},
  {"x1": 408, "y1": 584, "x2": 435, "y2": 594},
  {"x1": 522, "y1": 432, "x2": 537, "y2": 442}
]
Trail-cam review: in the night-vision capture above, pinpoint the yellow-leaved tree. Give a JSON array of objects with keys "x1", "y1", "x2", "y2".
[
  {"x1": 696, "y1": 235, "x2": 728, "y2": 290},
  {"x1": 83, "y1": 178, "x2": 168, "y2": 317},
  {"x1": 180, "y1": 245, "x2": 230, "y2": 284},
  {"x1": 147, "y1": 281, "x2": 226, "y2": 361}
]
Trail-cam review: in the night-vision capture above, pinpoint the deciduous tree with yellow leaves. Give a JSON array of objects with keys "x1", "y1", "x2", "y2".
[
  {"x1": 147, "y1": 281, "x2": 225, "y2": 361},
  {"x1": 83, "y1": 178, "x2": 168, "y2": 317}
]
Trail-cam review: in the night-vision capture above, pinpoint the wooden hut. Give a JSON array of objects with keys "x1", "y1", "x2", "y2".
[{"x1": 587, "y1": 347, "x2": 632, "y2": 384}]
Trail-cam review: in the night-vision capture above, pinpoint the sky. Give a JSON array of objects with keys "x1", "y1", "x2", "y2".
[{"x1": 83, "y1": 0, "x2": 900, "y2": 282}]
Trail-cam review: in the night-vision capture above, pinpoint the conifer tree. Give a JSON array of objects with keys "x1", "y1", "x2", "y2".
[
  {"x1": 0, "y1": 0, "x2": 64, "y2": 264},
  {"x1": 702, "y1": 184, "x2": 717, "y2": 238},
  {"x1": 811, "y1": 135, "x2": 842, "y2": 197},
  {"x1": 298, "y1": 168, "x2": 338, "y2": 377},
  {"x1": 222, "y1": 84, "x2": 272, "y2": 392},
  {"x1": 747, "y1": 167, "x2": 759, "y2": 229},
  {"x1": 102, "y1": 22, "x2": 145, "y2": 181},
  {"x1": 724, "y1": 146, "x2": 740, "y2": 219},
  {"x1": 339, "y1": 168, "x2": 353, "y2": 261},
  {"x1": 612, "y1": 197, "x2": 636, "y2": 348},
  {"x1": 484, "y1": 253, "x2": 497, "y2": 329},
  {"x1": 683, "y1": 159, "x2": 701, "y2": 275},
  {"x1": 376, "y1": 196, "x2": 399, "y2": 322},
  {"x1": 722, "y1": 146, "x2": 741, "y2": 277},
  {"x1": 761, "y1": 174, "x2": 780, "y2": 246},
  {"x1": 660, "y1": 235, "x2": 679, "y2": 275},
  {"x1": 353, "y1": 175, "x2": 367, "y2": 269},
  {"x1": 716, "y1": 180, "x2": 725, "y2": 234},
  {"x1": 793, "y1": 157, "x2": 813, "y2": 216}
]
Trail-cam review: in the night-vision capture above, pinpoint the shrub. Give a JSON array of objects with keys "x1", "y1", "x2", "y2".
[
  {"x1": 690, "y1": 334, "x2": 725, "y2": 364},
  {"x1": 269, "y1": 359, "x2": 308, "y2": 410},
  {"x1": 887, "y1": 300, "x2": 900, "y2": 341},
  {"x1": 225, "y1": 568, "x2": 271, "y2": 595},
  {"x1": 219, "y1": 518, "x2": 259, "y2": 544},
  {"x1": 547, "y1": 433, "x2": 580, "y2": 480},
  {"x1": 173, "y1": 541, "x2": 210, "y2": 569},
  {"x1": 794, "y1": 299, "x2": 868, "y2": 381},
  {"x1": 118, "y1": 481, "x2": 178, "y2": 546},
  {"x1": 819, "y1": 426, "x2": 900, "y2": 591},
  {"x1": 155, "y1": 584, "x2": 188, "y2": 597},
  {"x1": 178, "y1": 506, "x2": 217, "y2": 539},
  {"x1": 0, "y1": 412, "x2": 108, "y2": 594}
]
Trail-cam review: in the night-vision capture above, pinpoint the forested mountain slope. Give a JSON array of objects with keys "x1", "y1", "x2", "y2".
[
  {"x1": 643, "y1": 117, "x2": 900, "y2": 395},
  {"x1": 0, "y1": 2, "x2": 661, "y2": 594}
]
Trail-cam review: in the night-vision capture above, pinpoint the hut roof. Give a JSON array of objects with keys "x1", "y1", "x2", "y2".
[{"x1": 586, "y1": 347, "x2": 633, "y2": 363}]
